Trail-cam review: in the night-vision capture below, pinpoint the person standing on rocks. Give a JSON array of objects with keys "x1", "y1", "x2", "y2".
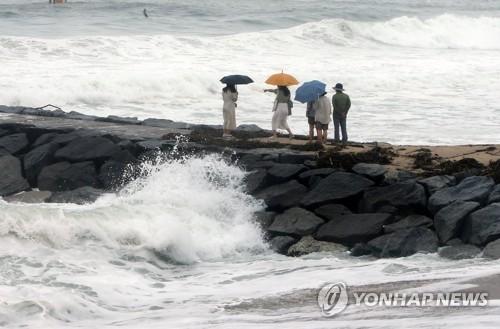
[
  {"x1": 222, "y1": 84, "x2": 238, "y2": 139},
  {"x1": 314, "y1": 92, "x2": 332, "y2": 144},
  {"x1": 264, "y1": 86, "x2": 294, "y2": 140},
  {"x1": 306, "y1": 101, "x2": 316, "y2": 142},
  {"x1": 332, "y1": 83, "x2": 351, "y2": 145}
]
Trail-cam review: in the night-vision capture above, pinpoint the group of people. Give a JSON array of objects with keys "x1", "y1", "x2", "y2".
[{"x1": 222, "y1": 83, "x2": 351, "y2": 145}]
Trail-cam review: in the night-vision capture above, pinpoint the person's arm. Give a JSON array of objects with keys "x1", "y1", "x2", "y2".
[
  {"x1": 345, "y1": 95, "x2": 351, "y2": 116},
  {"x1": 232, "y1": 92, "x2": 238, "y2": 102}
]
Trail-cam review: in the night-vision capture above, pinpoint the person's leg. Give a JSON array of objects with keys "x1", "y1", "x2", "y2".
[
  {"x1": 341, "y1": 117, "x2": 348, "y2": 144},
  {"x1": 323, "y1": 127, "x2": 328, "y2": 143},
  {"x1": 333, "y1": 116, "x2": 340, "y2": 142},
  {"x1": 308, "y1": 121, "x2": 315, "y2": 142}
]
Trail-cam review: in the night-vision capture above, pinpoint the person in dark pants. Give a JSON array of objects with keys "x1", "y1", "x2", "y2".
[{"x1": 331, "y1": 83, "x2": 351, "y2": 145}]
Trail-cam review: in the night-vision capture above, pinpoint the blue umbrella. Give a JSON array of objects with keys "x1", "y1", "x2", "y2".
[
  {"x1": 294, "y1": 80, "x2": 327, "y2": 103},
  {"x1": 220, "y1": 75, "x2": 254, "y2": 85}
]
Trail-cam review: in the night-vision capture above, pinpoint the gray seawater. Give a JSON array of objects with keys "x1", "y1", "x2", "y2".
[{"x1": 1, "y1": 2, "x2": 500, "y2": 328}]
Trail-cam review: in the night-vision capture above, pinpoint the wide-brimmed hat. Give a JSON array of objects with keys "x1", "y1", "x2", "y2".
[{"x1": 333, "y1": 83, "x2": 345, "y2": 91}]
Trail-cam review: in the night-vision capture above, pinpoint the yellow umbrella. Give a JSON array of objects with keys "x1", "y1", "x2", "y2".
[{"x1": 265, "y1": 72, "x2": 299, "y2": 86}]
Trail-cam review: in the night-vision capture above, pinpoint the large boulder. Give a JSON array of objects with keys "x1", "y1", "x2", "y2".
[
  {"x1": 359, "y1": 181, "x2": 427, "y2": 213},
  {"x1": 3, "y1": 190, "x2": 52, "y2": 203},
  {"x1": 0, "y1": 155, "x2": 30, "y2": 196},
  {"x1": 383, "y1": 215, "x2": 433, "y2": 234},
  {"x1": 23, "y1": 142, "x2": 60, "y2": 185},
  {"x1": 255, "y1": 180, "x2": 308, "y2": 211},
  {"x1": 418, "y1": 175, "x2": 456, "y2": 195},
  {"x1": 298, "y1": 168, "x2": 338, "y2": 184},
  {"x1": 367, "y1": 227, "x2": 438, "y2": 258},
  {"x1": 266, "y1": 163, "x2": 307, "y2": 184},
  {"x1": 313, "y1": 204, "x2": 352, "y2": 221},
  {"x1": 253, "y1": 211, "x2": 276, "y2": 230},
  {"x1": 489, "y1": 185, "x2": 500, "y2": 204},
  {"x1": 463, "y1": 203, "x2": 500, "y2": 246},
  {"x1": 55, "y1": 137, "x2": 121, "y2": 162},
  {"x1": 244, "y1": 169, "x2": 268, "y2": 194},
  {"x1": 352, "y1": 163, "x2": 387, "y2": 182},
  {"x1": 38, "y1": 161, "x2": 99, "y2": 192},
  {"x1": 0, "y1": 133, "x2": 29, "y2": 154},
  {"x1": 428, "y1": 176, "x2": 495, "y2": 214},
  {"x1": 269, "y1": 236, "x2": 298, "y2": 254},
  {"x1": 483, "y1": 239, "x2": 500, "y2": 259},
  {"x1": 267, "y1": 207, "x2": 324, "y2": 237},
  {"x1": 315, "y1": 213, "x2": 392, "y2": 245},
  {"x1": 301, "y1": 172, "x2": 374, "y2": 208},
  {"x1": 438, "y1": 244, "x2": 481, "y2": 260},
  {"x1": 47, "y1": 187, "x2": 104, "y2": 205},
  {"x1": 433, "y1": 201, "x2": 480, "y2": 243},
  {"x1": 350, "y1": 243, "x2": 373, "y2": 257},
  {"x1": 287, "y1": 236, "x2": 347, "y2": 256},
  {"x1": 98, "y1": 160, "x2": 135, "y2": 190}
]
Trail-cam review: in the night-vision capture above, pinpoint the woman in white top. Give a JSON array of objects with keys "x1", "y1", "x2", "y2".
[
  {"x1": 264, "y1": 86, "x2": 294, "y2": 139},
  {"x1": 314, "y1": 92, "x2": 332, "y2": 144},
  {"x1": 222, "y1": 84, "x2": 238, "y2": 138}
]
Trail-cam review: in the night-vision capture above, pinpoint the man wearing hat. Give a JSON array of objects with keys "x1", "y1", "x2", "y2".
[{"x1": 331, "y1": 83, "x2": 351, "y2": 145}]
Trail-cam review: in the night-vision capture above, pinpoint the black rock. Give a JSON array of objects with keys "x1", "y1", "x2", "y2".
[
  {"x1": 434, "y1": 201, "x2": 480, "y2": 243},
  {"x1": 418, "y1": 175, "x2": 457, "y2": 195},
  {"x1": 428, "y1": 176, "x2": 495, "y2": 214},
  {"x1": 245, "y1": 169, "x2": 269, "y2": 194},
  {"x1": 267, "y1": 163, "x2": 307, "y2": 184},
  {"x1": 359, "y1": 181, "x2": 427, "y2": 213},
  {"x1": 315, "y1": 213, "x2": 392, "y2": 245},
  {"x1": 232, "y1": 124, "x2": 271, "y2": 138},
  {"x1": 267, "y1": 207, "x2": 324, "y2": 237},
  {"x1": 3, "y1": 190, "x2": 52, "y2": 203},
  {"x1": 99, "y1": 160, "x2": 135, "y2": 190},
  {"x1": 47, "y1": 186, "x2": 104, "y2": 205},
  {"x1": 298, "y1": 168, "x2": 337, "y2": 183},
  {"x1": 313, "y1": 204, "x2": 352, "y2": 221},
  {"x1": 255, "y1": 180, "x2": 308, "y2": 211},
  {"x1": 483, "y1": 239, "x2": 500, "y2": 259},
  {"x1": 136, "y1": 140, "x2": 174, "y2": 152},
  {"x1": 352, "y1": 163, "x2": 387, "y2": 181},
  {"x1": 383, "y1": 170, "x2": 416, "y2": 185},
  {"x1": 383, "y1": 215, "x2": 433, "y2": 234},
  {"x1": 23, "y1": 142, "x2": 60, "y2": 185},
  {"x1": 438, "y1": 244, "x2": 481, "y2": 260},
  {"x1": 301, "y1": 172, "x2": 374, "y2": 208},
  {"x1": 463, "y1": 203, "x2": 500, "y2": 246},
  {"x1": 488, "y1": 185, "x2": 500, "y2": 204},
  {"x1": 253, "y1": 211, "x2": 276, "y2": 229},
  {"x1": 55, "y1": 137, "x2": 121, "y2": 162},
  {"x1": 287, "y1": 236, "x2": 347, "y2": 256},
  {"x1": 47, "y1": 132, "x2": 82, "y2": 146},
  {"x1": 142, "y1": 118, "x2": 174, "y2": 128},
  {"x1": 38, "y1": 161, "x2": 99, "y2": 192},
  {"x1": 350, "y1": 243, "x2": 373, "y2": 257},
  {"x1": 32, "y1": 132, "x2": 59, "y2": 147},
  {"x1": 367, "y1": 227, "x2": 438, "y2": 258},
  {"x1": 269, "y1": 236, "x2": 298, "y2": 254},
  {"x1": 278, "y1": 152, "x2": 315, "y2": 165},
  {"x1": 0, "y1": 133, "x2": 29, "y2": 154},
  {"x1": 0, "y1": 128, "x2": 9, "y2": 137},
  {"x1": 0, "y1": 155, "x2": 30, "y2": 196},
  {"x1": 96, "y1": 115, "x2": 140, "y2": 125}
]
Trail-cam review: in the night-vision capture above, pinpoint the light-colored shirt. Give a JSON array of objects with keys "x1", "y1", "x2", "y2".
[
  {"x1": 222, "y1": 90, "x2": 238, "y2": 110},
  {"x1": 314, "y1": 95, "x2": 332, "y2": 124}
]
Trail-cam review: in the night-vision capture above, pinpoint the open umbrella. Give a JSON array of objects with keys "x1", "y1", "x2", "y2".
[
  {"x1": 220, "y1": 75, "x2": 254, "y2": 85},
  {"x1": 294, "y1": 80, "x2": 326, "y2": 103},
  {"x1": 265, "y1": 72, "x2": 299, "y2": 86}
]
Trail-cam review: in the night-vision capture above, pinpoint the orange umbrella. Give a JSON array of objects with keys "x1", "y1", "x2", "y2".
[{"x1": 265, "y1": 72, "x2": 299, "y2": 86}]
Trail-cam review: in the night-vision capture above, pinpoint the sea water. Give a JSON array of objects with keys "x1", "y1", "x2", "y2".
[{"x1": 1, "y1": 1, "x2": 500, "y2": 328}]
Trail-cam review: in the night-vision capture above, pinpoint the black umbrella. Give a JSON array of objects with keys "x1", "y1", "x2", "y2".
[{"x1": 220, "y1": 75, "x2": 254, "y2": 85}]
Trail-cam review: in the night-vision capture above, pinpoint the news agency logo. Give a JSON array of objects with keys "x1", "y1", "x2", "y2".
[{"x1": 317, "y1": 282, "x2": 489, "y2": 318}]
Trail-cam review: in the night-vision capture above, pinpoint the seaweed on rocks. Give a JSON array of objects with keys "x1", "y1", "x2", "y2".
[
  {"x1": 487, "y1": 159, "x2": 500, "y2": 183},
  {"x1": 316, "y1": 146, "x2": 394, "y2": 170},
  {"x1": 411, "y1": 148, "x2": 437, "y2": 170},
  {"x1": 438, "y1": 158, "x2": 485, "y2": 177}
]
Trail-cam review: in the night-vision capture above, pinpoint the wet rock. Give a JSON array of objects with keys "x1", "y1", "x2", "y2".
[
  {"x1": 46, "y1": 132, "x2": 82, "y2": 146},
  {"x1": 463, "y1": 203, "x2": 500, "y2": 246},
  {"x1": 434, "y1": 201, "x2": 480, "y2": 243},
  {"x1": 64, "y1": 111, "x2": 98, "y2": 121},
  {"x1": 245, "y1": 169, "x2": 269, "y2": 194},
  {"x1": 483, "y1": 239, "x2": 500, "y2": 259},
  {"x1": 367, "y1": 227, "x2": 438, "y2": 258},
  {"x1": 55, "y1": 137, "x2": 121, "y2": 162},
  {"x1": 278, "y1": 151, "x2": 316, "y2": 165},
  {"x1": 32, "y1": 132, "x2": 59, "y2": 147},
  {"x1": 3, "y1": 190, "x2": 52, "y2": 203},
  {"x1": 269, "y1": 236, "x2": 298, "y2": 254},
  {"x1": 383, "y1": 170, "x2": 416, "y2": 185},
  {"x1": 47, "y1": 186, "x2": 104, "y2": 205},
  {"x1": 267, "y1": 163, "x2": 307, "y2": 184},
  {"x1": 267, "y1": 207, "x2": 324, "y2": 237},
  {"x1": 418, "y1": 175, "x2": 457, "y2": 195},
  {"x1": 428, "y1": 176, "x2": 494, "y2": 214},
  {"x1": 438, "y1": 244, "x2": 481, "y2": 260},
  {"x1": 99, "y1": 160, "x2": 135, "y2": 190},
  {"x1": 359, "y1": 181, "x2": 427, "y2": 213},
  {"x1": 0, "y1": 133, "x2": 29, "y2": 154},
  {"x1": 287, "y1": 236, "x2": 347, "y2": 256},
  {"x1": 253, "y1": 211, "x2": 276, "y2": 229},
  {"x1": 142, "y1": 118, "x2": 174, "y2": 128},
  {"x1": 255, "y1": 180, "x2": 308, "y2": 211},
  {"x1": 0, "y1": 128, "x2": 9, "y2": 137},
  {"x1": 350, "y1": 243, "x2": 373, "y2": 257},
  {"x1": 383, "y1": 215, "x2": 433, "y2": 234},
  {"x1": 96, "y1": 115, "x2": 140, "y2": 125},
  {"x1": 352, "y1": 163, "x2": 387, "y2": 182},
  {"x1": 488, "y1": 185, "x2": 500, "y2": 204},
  {"x1": 136, "y1": 140, "x2": 174, "y2": 152},
  {"x1": 23, "y1": 142, "x2": 60, "y2": 185},
  {"x1": 301, "y1": 172, "x2": 374, "y2": 208},
  {"x1": 313, "y1": 204, "x2": 352, "y2": 221},
  {"x1": 38, "y1": 161, "x2": 99, "y2": 192},
  {"x1": 232, "y1": 124, "x2": 271, "y2": 139},
  {"x1": 315, "y1": 213, "x2": 392, "y2": 245},
  {"x1": 0, "y1": 155, "x2": 30, "y2": 196},
  {"x1": 298, "y1": 168, "x2": 337, "y2": 182}
]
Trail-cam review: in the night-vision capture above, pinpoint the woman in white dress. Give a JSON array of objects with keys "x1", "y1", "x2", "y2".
[
  {"x1": 264, "y1": 86, "x2": 294, "y2": 139},
  {"x1": 222, "y1": 84, "x2": 238, "y2": 138}
]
